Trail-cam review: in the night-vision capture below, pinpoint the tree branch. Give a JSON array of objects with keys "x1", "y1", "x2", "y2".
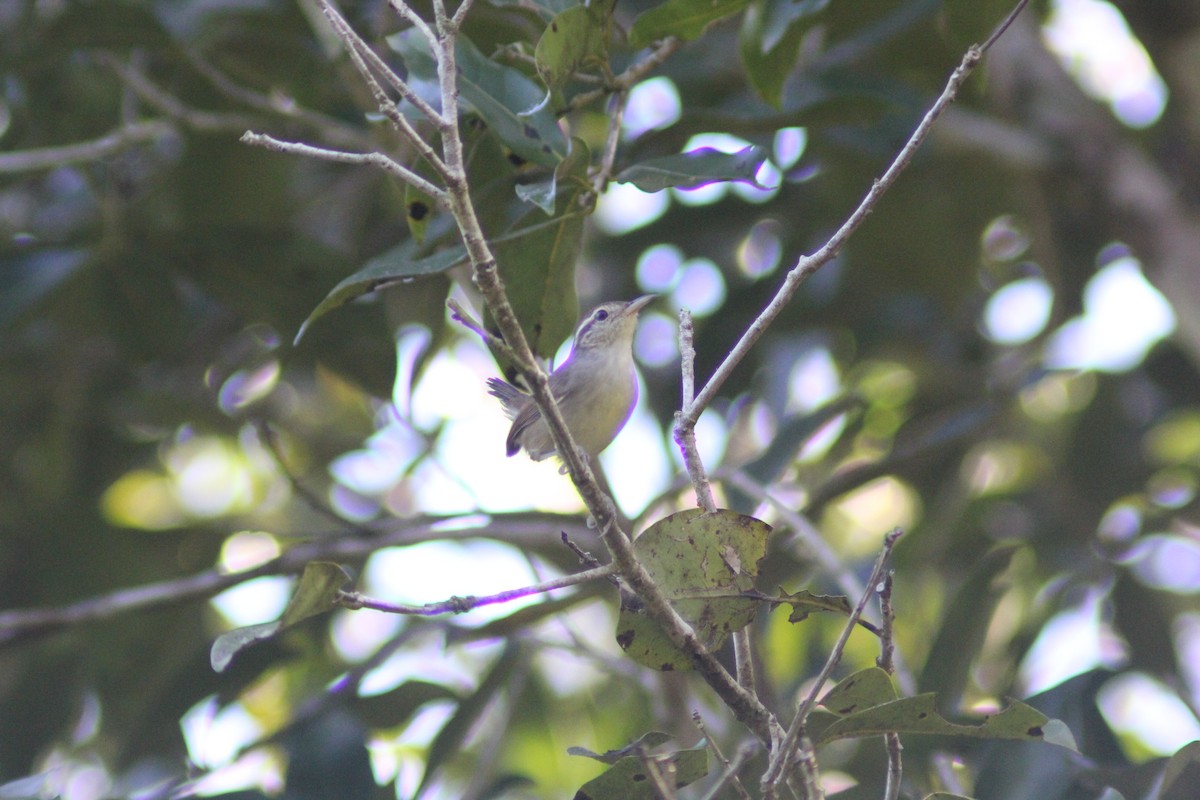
[
  {"x1": 336, "y1": 563, "x2": 614, "y2": 615},
  {"x1": 678, "y1": 0, "x2": 1032, "y2": 427}
]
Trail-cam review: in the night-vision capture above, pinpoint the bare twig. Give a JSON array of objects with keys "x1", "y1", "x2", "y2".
[
  {"x1": 561, "y1": 37, "x2": 683, "y2": 114},
  {"x1": 0, "y1": 120, "x2": 175, "y2": 174},
  {"x1": 877, "y1": 572, "x2": 903, "y2": 800},
  {"x1": 639, "y1": 749, "x2": 680, "y2": 800},
  {"x1": 674, "y1": 310, "x2": 716, "y2": 513},
  {"x1": 252, "y1": 419, "x2": 368, "y2": 530},
  {"x1": 592, "y1": 90, "x2": 629, "y2": 196},
  {"x1": 337, "y1": 563, "x2": 614, "y2": 615},
  {"x1": 693, "y1": 712, "x2": 755, "y2": 800},
  {"x1": 315, "y1": 0, "x2": 450, "y2": 172},
  {"x1": 100, "y1": 55, "x2": 262, "y2": 133},
  {"x1": 761, "y1": 530, "x2": 902, "y2": 796},
  {"x1": 239, "y1": 131, "x2": 449, "y2": 204},
  {"x1": 678, "y1": 0, "x2": 1032, "y2": 427},
  {"x1": 0, "y1": 513, "x2": 595, "y2": 648},
  {"x1": 179, "y1": 47, "x2": 368, "y2": 149},
  {"x1": 447, "y1": 298, "x2": 519, "y2": 363}
]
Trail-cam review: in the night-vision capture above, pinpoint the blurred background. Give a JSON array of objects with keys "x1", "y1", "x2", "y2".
[{"x1": 3, "y1": 0, "x2": 1200, "y2": 798}]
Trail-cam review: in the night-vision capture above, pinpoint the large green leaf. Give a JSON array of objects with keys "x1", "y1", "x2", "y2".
[
  {"x1": 534, "y1": 1, "x2": 614, "y2": 87},
  {"x1": 294, "y1": 245, "x2": 465, "y2": 344},
  {"x1": 615, "y1": 508, "x2": 772, "y2": 671},
  {"x1": 487, "y1": 139, "x2": 590, "y2": 365},
  {"x1": 210, "y1": 562, "x2": 351, "y2": 672},
  {"x1": 740, "y1": 0, "x2": 830, "y2": 108},
  {"x1": 571, "y1": 734, "x2": 709, "y2": 799},
  {"x1": 614, "y1": 146, "x2": 767, "y2": 192},
  {"x1": 390, "y1": 30, "x2": 567, "y2": 167},
  {"x1": 815, "y1": 693, "x2": 1077, "y2": 749},
  {"x1": 629, "y1": 0, "x2": 752, "y2": 47}
]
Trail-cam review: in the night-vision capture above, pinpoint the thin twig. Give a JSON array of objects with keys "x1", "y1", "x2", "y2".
[
  {"x1": 592, "y1": 90, "x2": 629, "y2": 196},
  {"x1": 679, "y1": 0, "x2": 1032, "y2": 427},
  {"x1": 675, "y1": 310, "x2": 716, "y2": 513},
  {"x1": 761, "y1": 529, "x2": 902, "y2": 796},
  {"x1": 316, "y1": 0, "x2": 450, "y2": 168},
  {"x1": 179, "y1": 46, "x2": 368, "y2": 149},
  {"x1": 252, "y1": 419, "x2": 367, "y2": 530},
  {"x1": 100, "y1": 55, "x2": 261, "y2": 133},
  {"x1": 693, "y1": 712, "x2": 755, "y2": 800},
  {"x1": 877, "y1": 572, "x2": 903, "y2": 800},
  {"x1": 447, "y1": 298, "x2": 517, "y2": 361},
  {"x1": 0, "y1": 513, "x2": 595, "y2": 648},
  {"x1": 639, "y1": 749, "x2": 680, "y2": 800},
  {"x1": 337, "y1": 563, "x2": 614, "y2": 615},
  {"x1": 0, "y1": 120, "x2": 175, "y2": 174},
  {"x1": 561, "y1": 37, "x2": 683, "y2": 114},
  {"x1": 239, "y1": 131, "x2": 449, "y2": 204}
]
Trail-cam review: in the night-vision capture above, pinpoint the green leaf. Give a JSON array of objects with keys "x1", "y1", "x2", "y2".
[
  {"x1": 514, "y1": 173, "x2": 559, "y2": 214},
  {"x1": 819, "y1": 667, "x2": 899, "y2": 715},
  {"x1": 568, "y1": 731, "x2": 673, "y2": 763},
  {"x1": 294, "y1": 245, "x2": 466, "y2": 344},
  {"x1": 740, "y1": 0, "x2": 829, "y2": 108},
  {"x1": 279, "y1": 562, "x2": 353, "y2": 627},
  {"x1": 488, "y1": 139, "x2": 590, "y2": 364},
  {"x1": 571, "y1": 737, "x2": 709, "y2": 800},
  {"x1": 614, "y1": 146, "x2": 767, "y2": 192},
  {"x1": 210, "y1": 622, "x2": 282, "y2": 673},
  {"x1": 778, "y1": 588, "x2": 853, "y2": 624},
  {"x1": 405, "y1": 185, "x2": 436, "y2": 245},
  {"x1": 390, "y1": 30, "x2": 567, "y2": 167},
  {"x1": 534, "y1": 1, "x2": 613, "y2": 87},
  {"x1": 629, "y1": 0, "x2": 752, "y2": 47},
  {"x1": 210, "y1": 562, "x2": 351, "y2": 673},
  {"x1": 815, "y1": 694, "x2": 1077, "y2": 748},
  {"x1": 615, "y1": 508, "x2": 772, "y2": 671}
]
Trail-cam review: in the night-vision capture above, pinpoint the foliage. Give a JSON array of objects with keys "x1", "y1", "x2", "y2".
[{"x1": 3, "y1": 0, "x2": 1200, "y2": 799}]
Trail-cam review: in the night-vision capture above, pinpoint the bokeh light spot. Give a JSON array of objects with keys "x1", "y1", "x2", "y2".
[
  {"x1": 624, "y1": 77, "x2": 681, "y2": 138},
  {"x1": 983, "y1": 277, "x2": 1053, "y2": 345}
]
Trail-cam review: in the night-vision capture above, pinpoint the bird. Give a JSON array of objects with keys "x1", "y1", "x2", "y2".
[{"x1": 487, "y1": 295, "x2": 655, "y2": 466}]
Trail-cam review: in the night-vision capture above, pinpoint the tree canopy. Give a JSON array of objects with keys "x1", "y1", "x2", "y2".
[{"x1": 3, "y1": 1, "x2": 1200, "y2": 799}]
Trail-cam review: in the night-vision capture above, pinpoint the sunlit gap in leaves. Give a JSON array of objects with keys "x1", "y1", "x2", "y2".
[
  {"x1": 1045, "y1": 252, "x2": 1175, "y2": 372},
  {"x1": 635, "y1": 242, "x2": 730, "y2": 320},
  {"x1": 1043, "y1": 0, "x2": 1168, "y2": 129},
  {"x1": 1099, "y1": 672, "x2": 1200, "y2": 757},
  {"x1": 1019, "y1": 590, "x2": 1126, "y2": 694},
  {"x1": 100, "y1": 427, "x2": 284, "y2": 529}
]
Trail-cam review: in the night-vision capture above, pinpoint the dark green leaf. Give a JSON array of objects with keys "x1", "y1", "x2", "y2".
[
  {"x1": 629, "y1": 0, "x2": 752, "y2": 47},
  {"x1": 571, "y1": 737, "x2": 708, "y2": 799},
  {"x1": 390, "y1": 30, "x2": 567, "y2": 167},
  {"x1": 740, "y1": 0, "x2": 829, "y2": 108},
  {"x1": 294, "y1": 245, "x2": 466, "y2": 344},
  {"x1": 819, "y1": 667, "x2": 899, "y2": 716},
  {"x1": 568, "y1": 731, "x2": 673, "y2": 763},
  {"x1": 211, "y1": 622, "x2": 282, "y2": 673},
  {"x1": 534, "y1": 2, "x2": 613, "y2": 87},
  {"x1": 616, "y1": 508, "x2": 771, "y2": 670},
  {"x1": 615, "y1": 146, "x2": 767, "y2": 192},
  {"x1": 488, "y1": 138, "x2": 591, "y2": 364},
  {"x1": 279, "y1": 562, "x2": 353, "y2": 628},
  {"x1": 210, "y1": 563, "x2": 350, "y2": 673},
  {"x1": 816, "y1": 694, "x2": 1077, "y2": 749}
]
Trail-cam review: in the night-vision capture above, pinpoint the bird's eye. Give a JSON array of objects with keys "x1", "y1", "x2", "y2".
[{"x1": 595, "y1": 309, "x2": 609, "y2": 321}]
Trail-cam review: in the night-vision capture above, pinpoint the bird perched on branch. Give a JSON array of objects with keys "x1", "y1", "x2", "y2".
[{"x1": 487, "y1": 295, "x2": 655, "y2": 467}]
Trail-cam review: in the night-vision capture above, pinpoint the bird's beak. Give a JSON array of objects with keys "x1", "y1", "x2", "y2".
[{"x1": 623, "y1": 294, "x2": 656, "y2": 316}]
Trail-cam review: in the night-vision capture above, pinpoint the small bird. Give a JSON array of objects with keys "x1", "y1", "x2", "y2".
[{"x1": 487, "y1": 295, "x2": 655, "y2": 465}]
